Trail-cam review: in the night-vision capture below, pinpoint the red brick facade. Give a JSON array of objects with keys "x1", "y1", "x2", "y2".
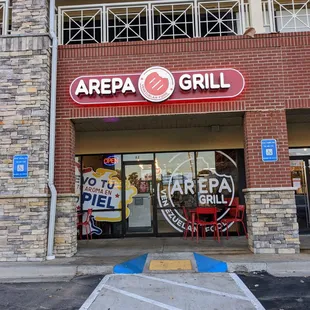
[
  {"x1": 244, "y1": 110, "x2": 291, "y2": 188},
  {"x1": 55, "y1": 32, "x2": 310, "y2": 193}
]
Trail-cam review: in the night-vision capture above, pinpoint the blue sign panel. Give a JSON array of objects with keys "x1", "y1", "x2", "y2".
[
  {"x1": 261, "y1": 139, "x2": 278, "y2": 162},
  {"x1": 13, "y1": 155, "x2": 29, "y2": 178}
]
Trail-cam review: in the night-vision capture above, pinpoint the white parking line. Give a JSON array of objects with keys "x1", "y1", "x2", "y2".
[
  {"x1": 229, "y1": 273, "x2": 266, "y2": 310},
  {"x1": 136, "y1": 274, "x2": 250, "y2": 301},
  {"x1": 102, "y1": 284, "x2": 183, "y2": 310},
  {"x1": 80, "y1": 273, "x2": 265, "y2": 310},
  {"x1": 79, "y1": 274, "x2": 112, "y2": 310}
]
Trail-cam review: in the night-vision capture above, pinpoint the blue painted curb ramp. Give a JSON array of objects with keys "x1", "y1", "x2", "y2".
[
  {"x1": 194, "y1": 253, "x2": 228, "y2": 272},
  {"x1": 113, "y1": 254, "x2": 148, "y2": 274}
]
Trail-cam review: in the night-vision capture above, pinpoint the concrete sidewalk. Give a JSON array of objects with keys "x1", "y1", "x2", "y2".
[{"x1": 0, "y1": 236, "x2": 310, "y2": 281}]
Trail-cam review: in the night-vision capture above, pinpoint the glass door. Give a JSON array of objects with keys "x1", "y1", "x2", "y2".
[
  {"x1": 122, "y1": 161, "x2": 156, "y2": 236},
  {"x1": 290, "y1": 159, "x2": 310, "y2": 232}
]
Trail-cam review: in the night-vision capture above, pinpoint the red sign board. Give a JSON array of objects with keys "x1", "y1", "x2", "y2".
[{"x1": 70, "y1": 67, "x2": 245, "y2": 105}]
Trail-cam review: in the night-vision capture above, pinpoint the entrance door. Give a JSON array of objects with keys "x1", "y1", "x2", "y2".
[
  {"x1": 122, "y1": 161, "x2": 156, "y2": 236},
  {"x1": 290, "y1": 158, "x2": 310, "y2": 233}
]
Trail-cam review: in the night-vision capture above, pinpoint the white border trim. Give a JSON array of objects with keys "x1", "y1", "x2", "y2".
[
  {"x1": 229, "y1": 273, "x2": 266, "y2": 310},
  {"x1": 101, "y1": 284, "x2": 182, "y2": 310},
  {"x1": 136, "y1": 274, "x2": 250, "y2": 301},
  {"x1": 79, "y1": 274, "x2": 112, "y2": 310}
]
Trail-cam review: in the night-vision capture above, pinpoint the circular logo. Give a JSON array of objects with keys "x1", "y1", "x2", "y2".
[
  {"x1": 138, "y1": 67, "x2": 175, "y2": 103},
  {"x1": 157, "y1": 152, "x2": 237, "y2": 234}
]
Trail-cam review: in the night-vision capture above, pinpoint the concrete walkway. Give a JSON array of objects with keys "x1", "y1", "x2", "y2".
[
  {"x1": 80, "y1": 273, "x2": 265, "y2": 310},
  {"x1": 0, "y1": 236, "x2": 310, "y2": 281}
]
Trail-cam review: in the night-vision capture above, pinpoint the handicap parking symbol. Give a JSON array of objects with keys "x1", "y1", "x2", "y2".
[
  {"x1": 261, "y1": 139, "x2": 278, "y2": 162},
  {"x1": 13, "y1": 155, "x2": 29, "y2": 178}
]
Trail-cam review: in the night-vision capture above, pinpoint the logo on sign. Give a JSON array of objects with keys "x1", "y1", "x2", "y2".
[
  {"x1": 138, "y1": 67, "x2": 175, "y2": 103},
  {"x1": 103, "y1": 156, "x2": 119, "y2": 166}
]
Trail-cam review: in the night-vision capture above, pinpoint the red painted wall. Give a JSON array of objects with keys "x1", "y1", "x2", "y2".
[{"x1": 55, "y1": 32, "x2": 310, "y2": 192}]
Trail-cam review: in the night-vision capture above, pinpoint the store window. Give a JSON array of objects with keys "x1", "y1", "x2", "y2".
[
  {"x1": 290, "y1": 148, "x2": 310, "y2": 156},
  {"x1": 156, "y1": 152, "x2": 196, "y2": 234},
  {"x1": 155, "y1": 150, "x2": 239, "y2": 234},
  {"x1": 76, "y1": 150, "x2": 242, "y2": 238},
  {"x1": 196, "y1": 150, "x2": 238, "y2": 206},
  {"x1": 80, "y1": 154, "x2": 123, "y2": 237},
  {"x1": 289, "y1": 148, "x2": 310, "y2": 232}
]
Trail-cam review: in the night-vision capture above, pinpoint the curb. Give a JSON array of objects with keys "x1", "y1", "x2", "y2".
[
  {"x1": 1, "y1": 261, "x2": 310, "y2": 282},
  {"x1": 0, "y1": 265, "x2": 78, "y2": 282},
  {"x1": 77, "y1": 265, "x2": 113, "y2": 275},
  {"x1": 228, "y1": 261, "x2": 310, "y2": 276}
]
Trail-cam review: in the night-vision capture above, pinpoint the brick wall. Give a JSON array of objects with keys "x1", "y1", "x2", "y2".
[
  {"x1": 244, "y1": 110, "x2": 291, "y2": 188},
  {"x1": 55, "y1": 120, "x2": 75, "y2": 194},
  {"x1": 55, "y1": 32, "x2": 310, "y2": 193}
]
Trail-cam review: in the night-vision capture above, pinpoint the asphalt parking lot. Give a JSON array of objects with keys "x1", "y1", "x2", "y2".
[
  {"x1": 239, "y1": 272, "x2": 310, "y2": 310},
  {"x1": 0, "y1": 275, "x2": 102, "y2": 310},
  {"x1": 0, "y1": 273, "x2": 310, "y2": 310}
]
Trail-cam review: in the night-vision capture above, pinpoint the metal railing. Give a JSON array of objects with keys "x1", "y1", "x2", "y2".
[
  {"x1": 0, "y1": 0, "x2": 9, "y2": 35},
  {"x1": 58, "y1": 0, "x2": 250, "y2": 45},
  {"x1": 263, "y1": 0, "x2": 310, "y2": 32}
]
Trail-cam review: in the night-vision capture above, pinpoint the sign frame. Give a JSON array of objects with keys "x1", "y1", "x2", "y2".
[
  {"x1": 13, "y1": 154, "x2": 29, "y2": 178},
  {"x1": 69, "y1": 67, "x2": 245, "y2": 106}
]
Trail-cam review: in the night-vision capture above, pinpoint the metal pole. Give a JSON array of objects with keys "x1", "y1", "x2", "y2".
[
  {"x1": 4, "y1": 0, "x2": 9, "y2": 34},
  {"x1": 46, "y1": 0, "x2": 58, "y2": 260}
]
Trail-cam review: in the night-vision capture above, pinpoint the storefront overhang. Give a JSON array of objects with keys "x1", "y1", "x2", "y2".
[{"x1": 73, "y1": 112, "x2": 244, "y2": 154}]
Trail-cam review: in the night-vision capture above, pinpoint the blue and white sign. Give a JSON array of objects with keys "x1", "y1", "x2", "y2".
[
  {"x1": 13, "y1": 155, "x2": 29, "y2": 178},
  {"x1": 261, "y1": 139, "x2": 278, "y2": 162}
]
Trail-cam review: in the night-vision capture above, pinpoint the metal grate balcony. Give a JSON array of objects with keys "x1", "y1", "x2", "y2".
[
  {"x1": 263, "y1": 0, "x2": 310, "y2": 32},
  {"x1": 58, "y1": 0, "x2": 250, "y2": 45}
]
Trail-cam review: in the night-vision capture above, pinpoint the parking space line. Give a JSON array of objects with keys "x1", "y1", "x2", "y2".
[
  {"x1": 79, "y1": 274, "x2": 112, "y2": 310},
  {"x1": 101, "y1": 284, "x2": 182, "y2": 310},
  {"x1": 229, "y1": 273, "x2": 266, "y2": 310},
  {"x1": 136, "y1": 274, "x2": 250, "y2": 301}
]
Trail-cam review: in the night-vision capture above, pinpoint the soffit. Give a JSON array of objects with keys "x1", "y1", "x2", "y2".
[{"x1": 73, "y1": 112, "x2": 244, "y2": 132}]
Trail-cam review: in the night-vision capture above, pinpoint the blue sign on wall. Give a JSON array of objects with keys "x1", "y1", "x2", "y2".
[
  {"x1": 261, "y1": 139, "x2": 278, "y2": 162},
  {"x1": 13, "y1": 155, "x2": 29, "y2": 178}
]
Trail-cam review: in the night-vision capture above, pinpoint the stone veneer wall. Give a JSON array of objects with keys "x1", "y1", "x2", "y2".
[
  {"x1": 11, "y1": 0, "x2": 49, "y2": 34},
  {"x1": 54, "y1": 195, "x2": 78, "y2": 257},
  {"x1": 0, "y1": 35, "x2": 51, "y2": 261},
  {"x1": 244, "y1": 189, "x2": 300, "y2": 254},
  {"x1": 0, "y1": 196, "x2": 49, "y2": 261}
]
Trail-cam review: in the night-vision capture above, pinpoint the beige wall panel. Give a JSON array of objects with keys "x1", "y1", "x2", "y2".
[
  {"x1": 288, "y1": 123, "x2": 310, "y2": 147},
  {"x1": 76, "y1": 126, "x2": 244, "y2": 154}
]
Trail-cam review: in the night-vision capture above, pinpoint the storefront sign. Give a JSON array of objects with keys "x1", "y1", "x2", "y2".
[
  {"x1": 103, "y1": 155, "x2": 119, "y2": 166},
  {"x1": 70, "y1": 67, "x2": 245, "y2": 105},
  {"x1": 80, "y1": 167, "x2": 137, "y2": 229},
  {"x1": 261, "y1": 139, "x2": 278, "y2": 162}
]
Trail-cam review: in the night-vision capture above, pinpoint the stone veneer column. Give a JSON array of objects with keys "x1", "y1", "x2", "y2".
[
  {"x1": 244, "y1": 189, "x2": 299, "y2": 254},
  {"x1": 54, "y1": 195, "x2": 78, "y2": 257},
  {"x1": 0, "y1": 2, "x2": 51, "y2": 261},
  {"x1": 11, "y1": 0, "x2": 49, "y2": 34},
  {"x1": 243, "y1": 110, "x2": 300, "y2": 254}
]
